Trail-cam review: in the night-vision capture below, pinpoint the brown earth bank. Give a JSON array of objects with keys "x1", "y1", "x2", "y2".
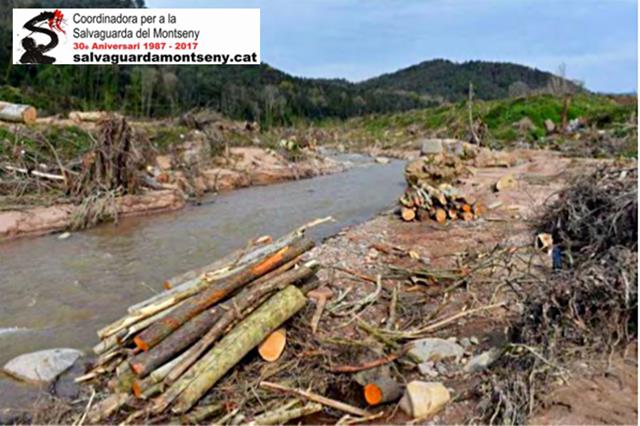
[
  {"x1": 9, "y1": 148, "x2": 634, "y2": 425},
  {"x1": 0, "y1": 146, "x2": 346, "y2": 242}
]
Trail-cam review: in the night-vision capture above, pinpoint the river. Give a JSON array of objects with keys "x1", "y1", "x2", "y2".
[{"x1": 0, "y1": 157, "x2": 404, "y2": 380}]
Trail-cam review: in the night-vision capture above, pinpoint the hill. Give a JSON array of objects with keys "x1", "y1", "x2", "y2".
[
  {"x1": 359, "y1": 59, "x2": 582, "y2": 102},
  {"x1": 2, "y1": 1, "x2": 580, "y2": 126}
]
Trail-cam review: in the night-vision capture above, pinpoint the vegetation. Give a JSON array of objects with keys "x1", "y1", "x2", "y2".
[
  {"x1": 2, "y1": 1, "x2": 578, "y2": 128},
  {"x1": 360, "y1": 59, "x2": 583, "y2": 102},
  {"x1": 294, "y1": 93, "x2": 637, "y2": 157}
]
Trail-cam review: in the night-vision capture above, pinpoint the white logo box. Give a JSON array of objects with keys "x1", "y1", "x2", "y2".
[{"x1": 13, "y1": 8, "x2": 260, "y2": 65}]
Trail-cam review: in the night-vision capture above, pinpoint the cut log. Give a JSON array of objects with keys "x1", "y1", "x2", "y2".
[
  {"x1": 364, "y1": 378, "x2": 403, "y2": 406},
  {"x1": 133, "y1": 238, "x2": 314, "y2": 352},
  {"x1": 0, "y1": 102, "x2": 36, "y2": 124},
  {"x1": 401, "y1": 207, "x2": 416, "y2": 222},
  {"x1": 69, "y1": 111, "x2": 107, "y2": 122},
  {"x1": 495, "y1": 174, "x2": 517, "y2": 192},
  {"x1": 181, "y1": 403, "x2": 224, "y2": 425},
  {"x1": 157, "y1": 286, "x2": 308, "y2": 414},
  {"x1": 258, "y1": 328, "x2": 287, "y2": 362},
  {"x1": 130, "y1": 258, "x2": 312, "y2": 377},
  {"x1": 87, "y1": 393, "x2": 130, "y2": 424},
  {"x1": 416, "y1": 208, "x2": 430, "y2": 222},
  {"x1": 461, "y1": 211, "x2": 474, "y2": 221},
  {"x1": 162, "y1": 261, "x2": 318, "y2": 386},
  {"x1": 248, "y1": 402, "x2": 322, "y2": 425},
  {"x1": 434, "y1": 208, "x2": 447, "y2": 224},
  {"x1": 125, "y1": 234, "x2": 303, "y2": 318}
]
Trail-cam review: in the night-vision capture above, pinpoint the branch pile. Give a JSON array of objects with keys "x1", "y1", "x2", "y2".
[
  {"x1": 80, "y1": 225, "x2": 322, "y2": 424},
  {"x1": 399, "y1": 153, "x2": 478, "y2": 223},
  {"x1": 482, "y1": 163, "x2": 638, "y2": 425},
  {"x1": 1, "y1": 115, "x2": 152, "y2": 201}
]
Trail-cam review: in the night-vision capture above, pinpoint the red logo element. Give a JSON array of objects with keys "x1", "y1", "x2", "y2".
[{"x1": 48, "y1": 9, "x2": 66, "y2": 34}]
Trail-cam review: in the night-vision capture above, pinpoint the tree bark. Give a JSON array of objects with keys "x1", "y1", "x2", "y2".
[
  {"x1": 130, "y1": 257, "x2": 311, "y2": 377},
  {"x1": 0, "y1": 102, "x2": 36, "y2": 124},
  {"x1": 162, "y1": 261, "x2": 318, "y2": 385},
  {"x1": 134, "y1": 238, "x2": 314, "y2": 352},
  {"x1": 364, "y1": 378, "x2": 403, "y2": 405},
  {"x1": 153, "y1": 285, "x2": 307, "y2": 414}
]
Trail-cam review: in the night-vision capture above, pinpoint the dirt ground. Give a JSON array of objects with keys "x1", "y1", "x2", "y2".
[{"x1": 301, "y1": 148, "x2": 636, "y2": 424}]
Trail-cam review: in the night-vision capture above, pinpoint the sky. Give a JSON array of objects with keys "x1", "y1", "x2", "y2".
[{"x1": 147, "y1": 0, "x2": 638, "y2": 93}]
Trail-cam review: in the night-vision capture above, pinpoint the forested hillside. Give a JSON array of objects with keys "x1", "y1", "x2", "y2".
[
  {"x1": 1, "y1": 1, "x2": 576, "y2": 127},
  {"x1": 359, "y1": 59, "x2": 583, "y2": 101}
]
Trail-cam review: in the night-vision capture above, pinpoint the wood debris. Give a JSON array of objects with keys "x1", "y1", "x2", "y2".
[{"x1": 82, "y1": 224, "x2": 324, "y2": 421}]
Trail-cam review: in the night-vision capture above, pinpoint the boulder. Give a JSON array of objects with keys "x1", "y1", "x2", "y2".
[
  {"x1": 495, "y1": 174, "x2": 517, "y2": 192},
  {"x1": 375, "y1": 157, "x2": 391, "y2": 165},
  {"x1": 419, "y1": 139, "x2": 444, "y2": 155},
  {"x1": 3, "y1": 348, "x2": 83, "y2": 384},
  {"x1": 408, "y1": 338, "x2": 464, "y2": 363}
]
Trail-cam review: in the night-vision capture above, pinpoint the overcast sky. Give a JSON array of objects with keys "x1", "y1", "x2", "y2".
[{"x1": 147, "y1": 0, "x2": 637, "y2": 93}]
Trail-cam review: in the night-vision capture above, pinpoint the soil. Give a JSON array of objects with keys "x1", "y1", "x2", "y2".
[
  {"x1": 300, "y1": 148, "x2": 634, "y2": 424},
  {"x1": 0, "y1": 147, "x2": 346, "y2": 242}
]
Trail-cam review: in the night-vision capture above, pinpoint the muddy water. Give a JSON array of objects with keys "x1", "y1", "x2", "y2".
[{"x1": 0, "y1": 158, "x2": 404, "y2": 384}]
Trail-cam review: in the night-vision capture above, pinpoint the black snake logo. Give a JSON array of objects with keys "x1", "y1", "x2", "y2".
[{"x1": 19, "y1": 10, "x2": 65, "y2": 64}]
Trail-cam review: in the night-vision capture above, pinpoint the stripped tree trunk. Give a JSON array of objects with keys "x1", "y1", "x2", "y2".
[{"x1": 134, "y1": 239, "x2": 314, "y2": 351}]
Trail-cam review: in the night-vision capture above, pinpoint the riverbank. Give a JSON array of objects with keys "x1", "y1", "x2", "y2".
[
  {"x1": 4, "y1": 148, "x2": 634, "y2": 424},
  {"x1": 0, "y1": 146, "x2": 347, "y2": 241}
]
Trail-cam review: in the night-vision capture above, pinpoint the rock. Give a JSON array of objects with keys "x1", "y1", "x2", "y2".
[
  {"x1": 459, "y1": 337, "x2": 472, "y2": 349},
  {"x1": 495, "y1": 174, "x2": 517, "y2": 192},
  {"x1": 375, "y1": 157, "x2": 390, "y2": 164},
  {"x1": 469, "y1": 336, "x2": 479, "y2": 345},
  {"x1": 57, "y1": 232, "x2": 71, "y2": 240},
  {"x1": 418, "y1": 361, "x2": 439, "y2": 378},
  {"x1": 464, "y1": 348, "x2": 503, "y2": 373},
  {"x1": 408, "y1": 338, "x2": 464, "y2": 363},
  {"x1": 3, "y1": 348, "x2": 83, "y2": 384},
  {"x1": 435, "y1": 363, "x2": 449, "y2": 376},
  {"x1": 399, "y1": 381, "x2": 450, "y2": 419},
  {"x1": 544, "y1": 119, "x2": 556, "y2": 133},
  {"x1": 419, "y1": 139, "x2": 444, "y2": 155}
]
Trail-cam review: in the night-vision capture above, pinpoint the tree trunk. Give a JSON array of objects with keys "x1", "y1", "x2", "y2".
[
  {"x1": 364, "y1": 378, "x2": 403, "y2": 405},
  {"x1": 0, "y1": 102, "x2": 36, "y2": 124},
  {"x1": 134, "y1": 238, "x2": 314, "y2": 352},
  {"x1": 162, "y1": 261, "x2": 318, "y2": 386},
  {"x1": 130, "y1": 258, "x2": 312, "y2": 378},
  {"x1": 153, "y1": 286, "x2": 307, "y2": 414}
]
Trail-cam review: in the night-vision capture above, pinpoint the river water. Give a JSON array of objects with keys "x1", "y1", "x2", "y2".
[{"x1": 0, "y1": 157, "x2": 405, "y2": 376}]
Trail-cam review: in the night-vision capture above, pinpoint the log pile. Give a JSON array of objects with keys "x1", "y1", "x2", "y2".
[
  {"x1": 399, "y1": 153, "x2": 479, "y2": 223},
  {"x1": 399, "y1": 182, "x2": 480, "y2": 223},
  {"x1": 80, "y1": 224, "x2": 323, "y2": 423}
]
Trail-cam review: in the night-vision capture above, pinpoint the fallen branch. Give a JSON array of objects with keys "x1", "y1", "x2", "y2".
[{"x1": 259, "y1": 381, "x2": 370, "y2": 417}]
